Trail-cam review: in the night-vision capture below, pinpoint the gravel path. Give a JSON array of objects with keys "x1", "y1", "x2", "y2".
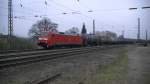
[{"x1": 127, "y1": 46, "x2": 150, "y2": 84}]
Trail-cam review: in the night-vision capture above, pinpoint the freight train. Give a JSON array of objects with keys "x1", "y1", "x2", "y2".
[{"x1": 37, "y1": 32, "x2": 135, "y2": 49}]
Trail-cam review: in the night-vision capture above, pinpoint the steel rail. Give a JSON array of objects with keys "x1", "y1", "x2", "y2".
[
  {"x1": 0, "y1": 45, "x2": 123, "y2": 69},
  {"x1": 0, "y1": 46, "x2": 100, "y2": 59},
  {"x1": 0, "y1": 46, "x2": 102, "y2": 69}
]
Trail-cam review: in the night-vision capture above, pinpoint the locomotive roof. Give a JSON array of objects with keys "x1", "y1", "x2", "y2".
[{"x1": 48, "y1": 32, "x2": 81, "y2": 36}]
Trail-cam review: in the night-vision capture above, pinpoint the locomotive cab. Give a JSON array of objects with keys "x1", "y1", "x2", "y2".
[
  {"x1": 38, "y1": 36, "x2": 49, "y2": 48},
  {"x1": 37, "y1": 32, "x2": 55, "y2": 49}
]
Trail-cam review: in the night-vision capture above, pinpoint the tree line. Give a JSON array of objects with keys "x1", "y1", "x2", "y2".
[{"x1": 28, "y1": 17, "x2": 118, "y2": 41}]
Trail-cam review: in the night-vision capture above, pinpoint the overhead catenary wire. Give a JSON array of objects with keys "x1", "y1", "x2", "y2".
[
  {"x1": 3, "y1": 0, "x2": 150, "y2": 32},
  {"x1": 0, "y1": 6, "x2": 44, "y2": 18},
  {"x1": 47, "y1": 0, "x2": 95, "y2": 20},
  {"x1": 74, "y1": 0, "x2": 92, "y2": 11},
  {"x1": 2, "y1": 0, "x2": 149, "y2": 20},
  {"x1": 1, "y1": 0, "x2": 141, "y2": 21},
  {"x1": 0, "y1": 5, "x2": 66, "y2": 19}
]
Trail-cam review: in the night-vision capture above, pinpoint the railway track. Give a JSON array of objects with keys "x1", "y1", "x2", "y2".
[
  {"x1": 0, "y1": 49, "x2": 45, "y2": 54},
  {"x1": 0, "y1": 45, "x2": 122, "y2": 69},
  {"x1": 0, "y1": 47, "x2": 87, "y2": 54}
]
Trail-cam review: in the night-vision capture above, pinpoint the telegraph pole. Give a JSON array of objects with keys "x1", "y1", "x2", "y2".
[
  {"x1": 137, "y1": 18, "x2": 140, "y2": 40},
  {"x1": 122, "y1": 30, "x2": 125, "y2": 39},
  {"x1": 146, "y1": 29, "x2": 148, "y2": 41},
  {"x1": 8, "y1": 0, "x2": 13, "y2": 37},
  {"x1": 144, "y1": 29, "x2": 148, "y2": 46},
  {"x1": 93, "y1": 20, "x2": 95, "y2": 35}
]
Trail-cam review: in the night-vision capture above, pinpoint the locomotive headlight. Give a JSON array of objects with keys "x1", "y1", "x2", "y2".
[{"x1": 39, "y1": 38, "x2": 48, "y2": 40}]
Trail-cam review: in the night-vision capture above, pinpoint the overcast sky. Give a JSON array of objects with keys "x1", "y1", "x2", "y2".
[{"x1": 0, "y1": 0, "x2": 150, "y2": 39}]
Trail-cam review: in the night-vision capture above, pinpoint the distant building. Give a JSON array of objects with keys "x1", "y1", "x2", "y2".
[
  {"x1": 95, "y1": 31, "x2": 118, "y2": 41},
  {"x1": 118, "y1": 35, "x2": 124, "y2": 41}
]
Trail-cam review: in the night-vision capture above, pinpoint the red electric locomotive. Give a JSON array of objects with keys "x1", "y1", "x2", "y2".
[{"x1": 37, "y1": 32, "x2": 83, "y2": 48}]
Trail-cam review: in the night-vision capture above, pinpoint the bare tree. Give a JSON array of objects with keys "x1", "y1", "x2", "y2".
[
  {"x1": 28, "y1": 18, "x2": 58, "y2": 39},
  {"x1": 65, "y1": 27, "x2": 79, "y2": 35}
]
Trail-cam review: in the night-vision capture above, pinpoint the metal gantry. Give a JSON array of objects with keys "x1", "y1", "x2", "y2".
[
  {"x1": 8, "y1": 0, "x2": 13, "y2": 37},
  {"x1": 129, "y1": 6, "x2": 150, "y2": 40}
]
